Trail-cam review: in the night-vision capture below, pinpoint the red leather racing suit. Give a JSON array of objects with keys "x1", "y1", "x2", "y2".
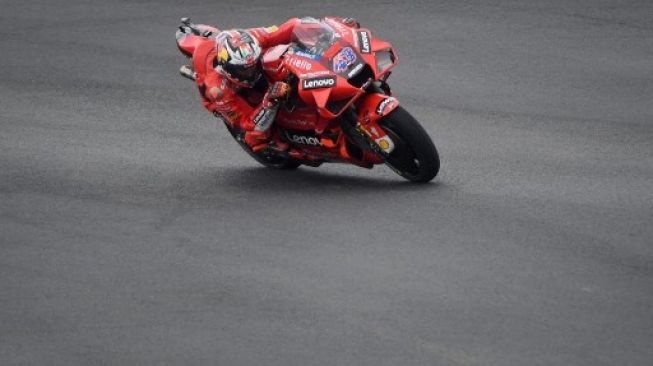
[{"x1": 191, "y1": 18, "x2": 301, "y2": 149}]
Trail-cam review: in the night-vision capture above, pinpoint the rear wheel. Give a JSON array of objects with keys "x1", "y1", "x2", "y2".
[
  {"x1": 223, "y1": 122, "x2": 300, "y2": 170},
  {"x1": 379, "y1": 106, "x2": 439, "y2": 182}
]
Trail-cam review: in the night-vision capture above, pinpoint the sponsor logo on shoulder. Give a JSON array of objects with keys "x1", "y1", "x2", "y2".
[
  {"x1": 302, "y1": 75, "x2": 336, "y2": 90},
  {"x1": 357, "y1": 31, "x2": 371, "y2": 54},
  {"x1": 376, "y1": 97, "x2": 398, "y2": 115}
]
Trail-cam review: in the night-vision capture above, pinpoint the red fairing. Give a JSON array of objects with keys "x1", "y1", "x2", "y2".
[
  {"x1": 177, "y1": 16, "x2": 403, "y2": 167},
  {"x1": 275, "y1": 107, "x2": 320, "y2": 131},
  {"x1": 353, "y1": 93, "x2": 399, "y2": 150},
  {"x1": 176, "y1": 24, "x2": 220, "y2": 57},
  {"x1": 356, "y1": 93, "x2": 400, "y2": 124}
]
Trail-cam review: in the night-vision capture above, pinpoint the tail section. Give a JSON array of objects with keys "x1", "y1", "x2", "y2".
[{"x1": 175, "y1": 17, "x2": 220, "y2": 57}]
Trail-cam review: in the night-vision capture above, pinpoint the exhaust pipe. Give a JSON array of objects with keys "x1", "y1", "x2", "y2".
[{"x1": 179, "y1": 65, "x2": 196, "y2": 81}]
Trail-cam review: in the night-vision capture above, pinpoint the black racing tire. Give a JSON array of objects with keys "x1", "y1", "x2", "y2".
[
  {"x1": 378, "y1": 106, "x2": 440, "y2": 182},
  {"x1": 223, "y1": 122, "x2": 301, "y2": 170}
]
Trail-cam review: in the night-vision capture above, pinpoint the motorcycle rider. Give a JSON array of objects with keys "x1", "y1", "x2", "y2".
[{"x1": 192, "y1": 17, "x2": 359, "y2": 153}]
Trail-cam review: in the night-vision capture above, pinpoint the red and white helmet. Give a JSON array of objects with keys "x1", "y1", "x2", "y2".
[{"x1": 214, "y1": 29, "x2": 262, "y2": 87}]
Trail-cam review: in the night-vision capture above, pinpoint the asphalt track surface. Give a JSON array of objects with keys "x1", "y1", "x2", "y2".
[{"x1": 2, "y1": 1, "x2": 653, "y2": 365}]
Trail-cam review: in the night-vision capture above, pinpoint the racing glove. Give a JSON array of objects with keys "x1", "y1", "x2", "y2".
[
  {"x1": 243, "y1": 82, "x2": 289, "y2": 147},
  {"x1": 266, "y1": 81, "x2": 291, "y2": 100}
]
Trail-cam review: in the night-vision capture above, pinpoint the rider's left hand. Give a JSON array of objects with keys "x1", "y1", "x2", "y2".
[{"x1": 268, "y1": 81, "x2": 291, "y2": 100}]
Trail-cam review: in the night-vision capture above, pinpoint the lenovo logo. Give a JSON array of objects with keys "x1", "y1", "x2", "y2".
[
  {"x1": 285, "y1": 132, "x2": 322, "y2": 146},
  {"x1": 302, "y1": 76, "x2": 336, "y2": 90}
]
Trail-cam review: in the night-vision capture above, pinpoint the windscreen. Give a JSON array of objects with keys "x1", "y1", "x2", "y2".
[{"x1": 291, "y1": 21, "x2": 337, "y2": 56}]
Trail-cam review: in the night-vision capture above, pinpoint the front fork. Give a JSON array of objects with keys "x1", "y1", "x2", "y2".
[{"x1": 343, "y1": 91, "x2": 400, "y2": 158}]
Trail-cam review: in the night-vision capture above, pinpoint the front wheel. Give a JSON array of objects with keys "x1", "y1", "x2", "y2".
[{"x1": 379, "y1": 106, "x2": 440, "y2": 182}]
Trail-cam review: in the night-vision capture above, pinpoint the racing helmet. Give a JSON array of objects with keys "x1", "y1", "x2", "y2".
[{"x1": 214, "y1": 29, "x2": 262, "y2": 87}]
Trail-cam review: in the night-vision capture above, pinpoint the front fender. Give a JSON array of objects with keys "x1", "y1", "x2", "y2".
[
  {"x1": 354, "y1": 93, "x2": 399, "y2": 153},
  {"x1": 356, "y1": 93, "x2": 400, "y2": 123}
]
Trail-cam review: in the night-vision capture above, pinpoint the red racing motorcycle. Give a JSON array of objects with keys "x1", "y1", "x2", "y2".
[{"x1": 175, "y1": 17, "x2": 439, "y2": 182}]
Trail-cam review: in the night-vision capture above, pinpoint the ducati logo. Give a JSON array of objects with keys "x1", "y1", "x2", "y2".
[
  {"x1": 302, "y1": 76, "x2": 336, "y2": 90},
  {"x1": 358, "y1": 31, "x2": 371, "y2": 54}
]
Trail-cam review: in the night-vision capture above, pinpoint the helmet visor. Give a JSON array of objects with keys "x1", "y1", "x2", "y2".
[{"x1": 223, "y1": 61, "x2": 261, "y2": 85}]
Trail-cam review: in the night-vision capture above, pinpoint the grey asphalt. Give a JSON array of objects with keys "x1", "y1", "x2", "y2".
[{"x1": 2, "y1": 0, "x2": 652, "y2": 365}]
